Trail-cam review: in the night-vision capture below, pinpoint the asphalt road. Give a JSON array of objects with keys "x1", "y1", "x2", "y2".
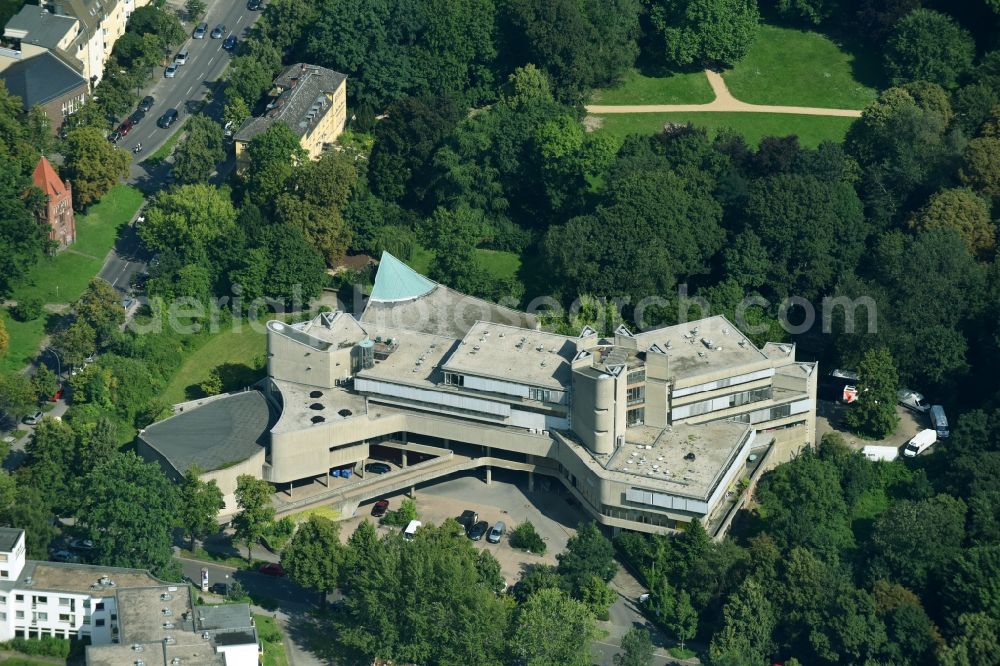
[{"x1": 96, "y1": 0, "x2": 261, "y2": 295}]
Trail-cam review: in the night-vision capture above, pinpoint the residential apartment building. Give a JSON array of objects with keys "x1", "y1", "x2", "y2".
[
  {"x1": 138, "y1": 253, "x2": 816, "y2": 536},
  {"x1": 234, "y1": 63, "x2": 347, "y2": 161},
  {"x1": 0, "y1": 0, "x2": 148, "y2": 88},
  {"x1": 0, "y1": 528, "x2": 257, "y2": 666},
  {"x1": 0, "y1": 49, "x2": 88, "y2": 133}
]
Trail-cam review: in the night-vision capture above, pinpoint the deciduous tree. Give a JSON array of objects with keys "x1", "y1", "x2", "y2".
[
  {"x1": 884, "y1": 9, "x2": 975, "y2": 87},
  {"x1": 232, "y1": 474, "x2": 275, "y2": 561},
  {"x1": 614, "y1": 628, "x2": 654, "y2": 666},
  {"x1": 845, "y1": 347, "x2": 900, "y2": 439},
  {"x1": 172, "y1": 115, "x2": 225, "y2": 184},
  {"x1": 909, "y1": 188, "x2": 995, "y2": 258},
  {"x1": 63, "y1": 127, "x2": 130, "y2": 209},
  {"x1": 648, "y1": 0, "x2": 760, "y2": 69},
  {"x1": 178, "y1": 469, "x2": 224, "y2": 550},
  {"x1": 140, "y1": 184, "x2": 237, "y2": 260},
  {"x1": 512, "y1": 587, "x2": 599, "y2": 666},
  {"x1": 282, "y1": 516, "x2": 344, "y2": 604}
]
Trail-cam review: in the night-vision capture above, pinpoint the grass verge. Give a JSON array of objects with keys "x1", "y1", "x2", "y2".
[
  {"x1": 591, "y1": 68, "x2": 714, "y2": 105},
  {"x1": 289, "y1": 505, "x2": 341, "y2": 522},
  {"x1": 144, "y1": 118, "x2": 188, "y2": 165},
  {"x1": 668, "y1": 646, "x2": 697, "y2": 659},
  {"x1": 403, "y1": 246, "x2": 522, "y2": 282},
  {"x1": 591, "y1": 111, "x2": 856, "y2": 147},
  {"x1": 723, "y1": 25, "x2": 879, "y2": 109},
  {"x1": 160, "y1": 324, "x2": 267, "y2": 405},
  {"x1": 1, "y1": 185, "x2": 143, "y2": 373},
  {"x1": 253, "y1": 614, "x2": 290, "y2": 666}
]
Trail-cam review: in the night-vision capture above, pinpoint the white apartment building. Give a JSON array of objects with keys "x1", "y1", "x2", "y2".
[
  {"x1": 138, "y1": 253, "x2": 817, "y2": 536},
  {"x1": 0, "y1": 529, "x2": 257, "y2": 666}
]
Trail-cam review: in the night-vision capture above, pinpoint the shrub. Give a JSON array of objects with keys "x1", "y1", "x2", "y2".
[
  {"x1": 12, "y1": 296, "x2": 43, "y2": 322},
  {"x1": 2, "y1": 635, "x2": 72, "y2": 658},
  {"x1": 381, "y1": 497, "x2": 418, "y2": 527},
  {"x1": 510, "y1": 521, "x2": 546, "y2": 554},
  {"x1": 262, "y1": 516, "x2": 296, "y2": 552}
]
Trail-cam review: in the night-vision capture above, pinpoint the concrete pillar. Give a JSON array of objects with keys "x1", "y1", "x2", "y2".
[
  {"x1": 528, "y1": 471, "x2": 534, "y2": 492},
  {"x1": 410, "y1": 485, "x2": 416, "y2": 498},
  {"x1": 486, "y1": 466, "x2": 491, "y2": 485},
  {"x1": 286, "y1": 482, "x2": 293, "y2": 498},
  {"x1": 401, "y1": 449, "x2": 408, "y2": 468}
]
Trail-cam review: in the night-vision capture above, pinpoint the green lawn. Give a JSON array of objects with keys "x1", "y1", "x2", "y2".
[
  {"x1": 1, "y1": 185, "x2": 143, "y2": 373},
  {"x1": 160, "y1": 324, "x2": 267, "y2": 405},
  {"x1": 592, "y1": 112, "x2": 856, "y2": 148},
  {"x1": 591, "y1": 68, "x2": 714, "y2": 105},
  {"x1": 723, "y1": 25, "x2": 879, "y2": 109},
  {"x1": 253, "y1": 614, "x2": 290, "y2": 666},
  {"x1": 402, "y1": 247, "x2": 522, "y2": 282}
]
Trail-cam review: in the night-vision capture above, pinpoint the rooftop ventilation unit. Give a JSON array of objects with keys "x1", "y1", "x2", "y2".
[
  {"x1": 163, "y1": 637, "x2": 176, "y2": 645},
  {"x1": 163, "y1": 622, "x2": 174, "y2": 629},
  {"x1": 202, "y1": 632, "x2": 211, "y2": 640},
  {"x1": 162, "y1": 608, "x2": 172, "y2": 616},
  {"x1": 666, "y1": 340, "x2": 673, "y2": 349},
  {"x1": 132, "y1": 644, "x2": 144, "y2": 652},
  {"x1": 738, "y1": 339, "x2": 748, "y2": 347},
  {"x1": 701, "y1": 338, "x2": 714, "y2": 348},
  {"x1": 160, "y1": 593, "x2": 172, "y2": 601},
  {"x1": 135, "y1": 661, "x2": 145, "y2": 666},
  {"x1": 171, "y1": 659, "x2": 182, "y2": 665}
]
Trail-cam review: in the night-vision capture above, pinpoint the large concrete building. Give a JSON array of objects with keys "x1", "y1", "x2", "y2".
[
  {"x1": 0, "y1": 528, "x2": 257, "y2": 666},
  {"x1": 139, "y1": 253, "x2": 817, "y2": 536},
  {"x1": 233, "y1": 63, "x2": 347, "y2": 161}
]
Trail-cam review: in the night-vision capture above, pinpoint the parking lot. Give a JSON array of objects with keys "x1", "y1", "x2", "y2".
[
  {"x1": 338, "y1": 470, "x2": 588, "y2": 584},
  {"x1": 816, "y1": 399, "x2": 930, "y2": 453}
]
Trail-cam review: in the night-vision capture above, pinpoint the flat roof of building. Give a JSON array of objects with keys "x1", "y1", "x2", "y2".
[
  {"x1": 116, "y1": 586, "x2": 193, "y2": 644},
  {"x1": 441, "y1": 322, "x2": 575, "y2": 390},
  {"x1": 3, "y1": 561, "x2": 163, "y2": 598},
  {"x1": 269, "y1": 379, "x2": 368, "y2": 435},
  {"x1": 356, "y1": 325, "x2": 459, "y2": 388},
  {"x1": 193, "y1": 602, "x2": 253, "y2": 632},
  {"x1": 0, "y1": 527, "x2": 23, "y2": 552},
  {"x1": 138, "y1": 391, "x2": 274, "y2": 474},
  {"x1": 604, "y1": 420, "x2": 752, "y2": 501},
  {"x1": 86, "y1": 641, "x2": 225, "y2": 666},
  {"x1": 634, "y1": 315, "x2": 770, "y2": 382}
]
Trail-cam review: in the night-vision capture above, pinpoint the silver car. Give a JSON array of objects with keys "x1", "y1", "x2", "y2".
[
  {"x1": 486, "y1": 521, "x2": 505, "y2": 544},
  {"x1": 164, "y1": 63, "x2": 178, "y2": 78},
  {"x1": 897, "y1": 389, "x2": 929, "y2": 413},
  {"x1": 193, "y1": 22, "x2": 208, "y2": 38}
]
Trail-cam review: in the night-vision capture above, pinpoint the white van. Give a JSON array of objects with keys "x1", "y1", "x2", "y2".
[
  {"x1": 862, "y1": 445, "x2": 899, "y2": 462},
  {"x1": 174, "y1": 48, "x2": 189, "y2": 65},
  {"x1": 903, "y1": 429, "x2": 937, "y2": 458},
  {"x1": 929, "y1": 405, "x2": 950, "y2": 439},
  {"x1": 403, "y1": 520, "x2": 421, "y2": 540}
]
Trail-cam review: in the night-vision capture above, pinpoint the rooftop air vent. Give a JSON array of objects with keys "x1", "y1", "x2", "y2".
[
  {"x1": 132, "y1": 644, "x2": 144, "y2": 652},
  {"x1": 309, "y1": 403, "x2": 324, "y2": 410},
  {"x1": 338, "y1": 409, "x2": 352, "y2": 417},
  {"x1": 160, "y1": 593, "x2": 172, "y2": 601},
  {"x1": 162, "y1": 608, "x2": 172, "y2": 616},
  {"x1": 310, "y1": 390, "x2": 323, "y2": 398},
  {"x1": 163, "y1": 622, "x2": 174, "y2": 629},
  {"x1": 163, "y1": 636, "x2": 176, "y2": 645},
  {"x1": 202, "y1": 632, "x2": 211, "y2": 640},
  {"x1": 701, "y1": 338, "x2": 714, "y2": 349},
  {"x1": 684, "y1": 452, "x2": 696, "y2": 461},
  {"x1": 171, "y1": 659, "x2": 182, "y2": 665},
  {"x1": 311, "y1": 415, "x2": 325, "y2": 423}
]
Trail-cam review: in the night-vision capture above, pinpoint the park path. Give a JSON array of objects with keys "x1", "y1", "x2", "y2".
[{"x1": 586, "y1": 69, "x2": 862, "y2": 117}]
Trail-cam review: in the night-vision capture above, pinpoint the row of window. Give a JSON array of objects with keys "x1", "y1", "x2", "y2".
[
  {"x1": 626, "y1": 385, "x2": 644, "y2": 406},
  {"x1": 0, "y1": 595, "x2": 76, "y2": 606},
  {"x1": 683, "y1": 386, "x2": 773, "y2": 417},
  {"x1": 728, "y1": 403, "x2": 793, "y2": 424}
]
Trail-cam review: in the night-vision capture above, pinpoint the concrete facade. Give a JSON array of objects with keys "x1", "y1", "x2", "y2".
[{"x1": 144, "y1": 254, "x2": 817, "y2": 536}]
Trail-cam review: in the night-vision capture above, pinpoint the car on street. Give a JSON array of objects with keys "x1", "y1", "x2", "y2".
[
  {"x1": 157, "y1": 108, "x2": 178, "y2": 128},
  {"x1": 223, "y1": 34, "x2": 237, "y2": 50},
  {"x1": 247, "y1": 0, "x2": 261, "y2": 9},
  {"x1": 898, "y1": 389, "x2": 929, "y2": 413},
  {"x1": 371, "y1": 499, "x2": 389, "y2": 517},
  {"x1": 467, "y1": 521, "x2": 489, "y2": 541},
  {"x1": 193, "y1": 22, "x2": 208, "y2": 38},
  {"x1": 164, "y1": 63, "x2": 178, "y2": 78},
  {"x1": 138, "y1": 95, "x2": 155, "y2": 112},
  {"x1": 486, "y1": 521, "x2": 505, "y2": 544},
  {"x1": 128, "y1": 109, "x2": 145, "y2": 125},
  {"x1": 365, "y1": 462, "x2": 391, "y2": 474},
  {"x1": 211, "y1": 23, "x2": 226, "y2": 38},
  {"x1": 257, "y1": 563, "x2": 285, "y2": 577},
  {"x1": 116, "y1": 119, "x2": 133, "y2": 136},
  {"x1": 108, "y1": 131, "x2": 123, "y2": 143},
  {"x1": 22, "y1": 410, "x2": 43, "y2": 426}
]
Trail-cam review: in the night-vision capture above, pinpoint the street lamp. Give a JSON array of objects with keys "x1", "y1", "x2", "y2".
[{"x1": 44, "y1": 347, "x2": 62, "y2": 379}]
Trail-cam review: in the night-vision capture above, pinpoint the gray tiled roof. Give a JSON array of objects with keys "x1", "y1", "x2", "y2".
[
  {"x1": 4, "y1": 5, "x2": 78, "y2": 48},
  {"x1": 0, "y1": 50, "x2": 86, "y2": 107},
  {"x1": 0, "y1": 528, "x2": 22, "y2": 552},
  {"x1": 234, "y1": 63, "x2": 346, "y2": 144},
  {"x1": 138, "y1": 391, "x2": 274, "y2": 474}
]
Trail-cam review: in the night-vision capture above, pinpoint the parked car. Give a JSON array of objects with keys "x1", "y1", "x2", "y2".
[
  {"x1": 371, "y1": 499, "x2": 389, "y2": 517},
  {"x1": 164, "y1": 63, "x2": 178, "y2": 78},
  {"x1": 193, "y1": 22, "x2": 208, "y2": 38},
  {"x1": 365, "y1": 462, "x2": 391, "y2": 474},
  {"x1": 457, "y1": 510, "x2": 478, "y2": 532},
  {"x1": 210, "y1": 582, "x2": 229, "y2": 595},
  {"x1": 223, "y1": 34, "x2": 237, "y2": 50},
  {"x1": 116, "y1": 119, "x2": 133, "y2": 136},
  {"x1": 157, "y1": 108, "x2": 178, "y2": 128},
  {"x1": 108, "y1": 131, "x2": 123, "y2": 143},
  {"x1": 50, "y1": 549, "x2": 78, "y2": 563},
  {"x1": 210, "y1": 23, "x2": 226, "y2": 38},
  {"x1": 22, "y1": 410, "x2": 43, "y2": 426},
  {"x1": 138, "y1": 95, "x2": 155, "y2": 112},
  {"x1": 929, "y1": 405, "x2": 950, "y2": 439},
  {"x1": 70, "y1": 538, "x2": 95, "y2": 550},
  {"x1": 467, "y1": 521, "x2": 489, "y2": 541},
  {"x1": 257, "y1": 563, "x2": 285, "y2": 577},
  {"x1": 898, "y1": 389, "x2": 929, "y2": 413},
  {"x1": 128, "y1": 109, "x2": 145, "y2": 125},
  {"x1": 904, "y1": 429, "x2": 937, "y2": 458},
  {"x1": 486, "y1": 521, "x2": 505, "y2": 544},
  {"x1": 247, "y1": 0, "x2": 261, "y2": 9},
  {"x1": 49, "y1": 388, "x2": 63, "y2": 402},
  {"x1": 403, "y1": 520, "x2": 421, "y2": 540},
  {"x1": 174, "y1": 48, "x2": 189, "y2": 65}
]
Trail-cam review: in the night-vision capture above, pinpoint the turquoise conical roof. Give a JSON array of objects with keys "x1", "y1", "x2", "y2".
[{"x1": 369, "y1": 251, "x2": 436, "y2": 302}]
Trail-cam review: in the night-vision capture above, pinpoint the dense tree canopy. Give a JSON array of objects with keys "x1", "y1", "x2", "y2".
[
  {"x1": 648, "y1": 0, "x2": 760, "y2": 70},
  {"x1": 884, "y1": 9, "x2": 976, "y2": 88}
]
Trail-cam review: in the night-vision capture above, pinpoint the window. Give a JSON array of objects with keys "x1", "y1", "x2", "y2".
[
  {"x1": 770, "y1": 404, "x2": 792, "y2": 420},
  {"x1": 59, "y1": 598, "x2": 70, "y2": 606},
  {"x1": 35, "y1": 596, "x2": 47, "y2": 604},
  {"x1": 627, "y1": 369, "x2": 645, "y2": 384},
  {"x1": 528, "y1": 387, "x2": 551, "y2": 403},
  {"x1": 35, "y1": 612, "x2": 48, "y2": 621},
  {"x1": 95, "y1": 602, "x2": 104, "y2": 611},
  {"x1": 626, "y1": 385, "x2": 645, "y2": 406},
  {"x1": 15, "y1": 610, "x2": 24, "y2": 619},
  {"x1": 0, "y1": 571, "x2": 6, "y2": 579},
  {"x1": 627, "y1": 408, "x2": 645, "y2": 426},
  {"x1": 110, "y1": 614, "x2": 117, "y2": 621},
  {"x1": 729, "y1": 387, "x2": 772, "y2": 408},
  {"x1": 82, "y1": 600, "x2": 90, "y2": 609},
  {"x1": 95, "y1": 619, "x2": 104, "y2": 627},
  {"x1": 0, "y1": 553, "x2": 7, "y2": 561},
  {"x1": 59, "y1": 614, "x2": 71, "y2": 622},
  {"x1": 0, "y1": 595, "x2": 6, "y2": 604},
  {"x1": 0, "y1": 612, "x2": 5, "y2": 621},
  {"x1": 443, "y1": 372, "x2": 464, "y2": 387},
  {"x1": 82, "y1": 616, "x2": 90, "y2": 625},
  {"x1": 15, "y1": 595, "x2": 23, "y2": 602}
]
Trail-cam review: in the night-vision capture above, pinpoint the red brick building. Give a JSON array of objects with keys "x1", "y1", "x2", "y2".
[{"x1": 32, "y1": 156, "x2": 75, "y2": 249}]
